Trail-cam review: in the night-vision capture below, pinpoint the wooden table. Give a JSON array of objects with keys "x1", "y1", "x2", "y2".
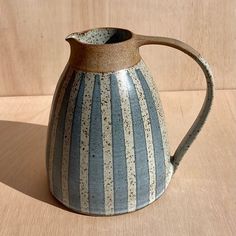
[{"x1": 0, "y1": 90, "x2": 235, "y2": 236}]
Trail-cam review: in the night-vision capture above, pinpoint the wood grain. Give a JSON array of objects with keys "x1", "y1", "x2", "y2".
[
  {"x1": 0, "y1": 91, "x2": 235, "y2": 235},
  {"x1": 0, "y1": 0, "x2": 235, "y2": 96}
]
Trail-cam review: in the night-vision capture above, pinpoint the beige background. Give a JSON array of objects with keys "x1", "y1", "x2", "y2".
[{"x1": 1, "y1": 0, "x2": 235, "y2": 96}]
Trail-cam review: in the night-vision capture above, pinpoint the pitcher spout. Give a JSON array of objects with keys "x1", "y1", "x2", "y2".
[{"x1": 65, "y1": 33, "x2": 80, "y2": 46}]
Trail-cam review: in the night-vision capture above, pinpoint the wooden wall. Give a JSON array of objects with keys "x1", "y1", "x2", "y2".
[{"x1": 0, "y1": 0, "x2": 235, "y2": 96}]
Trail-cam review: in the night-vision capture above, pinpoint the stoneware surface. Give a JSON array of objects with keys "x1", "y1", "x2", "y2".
[{"x1": 46, "y1": 27, "x2": 213, "y2": 215}]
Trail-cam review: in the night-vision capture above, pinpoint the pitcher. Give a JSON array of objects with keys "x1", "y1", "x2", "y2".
[{"x1": 46, "y1": 27, "x2": 214, "y2": 215}]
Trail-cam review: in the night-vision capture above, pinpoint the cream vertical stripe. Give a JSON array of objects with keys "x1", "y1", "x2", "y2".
[
  {"x1": 138, "y1": 60, "x2": 174, "y2": 187},
  {"x1": 48, "y1": 68, "x2": 73, "y2": 192},
  {"x1": 129, "y1": 70, "x2": 156, "y2": 203},
  {"x1": 79, "y1": 73, "x2": 95, "y2": 213},
  {"x1": 61, "y1": 73, "x2": 81, "y2": 206},
  {"x1": 100, "y1": 74, "x2": 114, "y2": 215},
  {"x1": 116, "y1": 71, "x2": 136, "y2": 212}
]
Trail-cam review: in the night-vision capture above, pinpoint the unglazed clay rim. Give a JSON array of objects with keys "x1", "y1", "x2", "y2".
[{"x1": 65, "y1": 27, "x2": 135, "y2": 47}]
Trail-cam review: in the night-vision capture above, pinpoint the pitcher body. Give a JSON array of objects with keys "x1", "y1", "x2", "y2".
[{"x1": 46, "y1": 27, "x2": 213, "y2": 215}]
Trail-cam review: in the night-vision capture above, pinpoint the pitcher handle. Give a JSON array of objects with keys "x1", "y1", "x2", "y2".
[{"x1": 135, "y1": 34, "x2": 214, "y2": 171}]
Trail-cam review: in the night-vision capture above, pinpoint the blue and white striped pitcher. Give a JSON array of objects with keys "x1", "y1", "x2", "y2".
[{"x1": 46, "y1": 27, "x2": 214, "y2": 215}]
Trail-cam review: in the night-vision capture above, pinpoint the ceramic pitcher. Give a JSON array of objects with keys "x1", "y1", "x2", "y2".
[{"x1": 46, "y1": 27, "x2": 214, "y2": 215}]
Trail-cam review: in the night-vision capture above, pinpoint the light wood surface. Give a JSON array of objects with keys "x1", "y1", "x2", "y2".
[
  {"x1": 0, "y1": 0, "x2": 235, "y2": 96},
  {"x1": 0, "y1": 90, "x2": 235, "y2": 236}
]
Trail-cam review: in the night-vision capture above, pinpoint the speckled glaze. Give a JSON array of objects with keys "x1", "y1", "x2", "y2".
[{"x1": 46, "y1": 28, "x2": 214, "y2": 215}]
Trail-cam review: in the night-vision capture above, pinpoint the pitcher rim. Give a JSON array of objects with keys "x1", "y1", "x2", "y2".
[{"x1": 65, "y1": 27, "x2": 135, "y2": 47}]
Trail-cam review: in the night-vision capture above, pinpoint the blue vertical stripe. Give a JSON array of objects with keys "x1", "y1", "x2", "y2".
[
  {"x1": 52, "y1": 71, "x2": 76, "y2": 200},
  {"x1": 88, "y1": 75, "x2": 105, "y2": 214},
  {"x1": 46, "y1": 68, "x2": 70, "y2": 172},
  {"x1": 126, "y1": 72, "x2": 150, "y2": 207},
  {"x1": 68, "y1": 73, "x2": 85, "y2": 209},
  {"x1": 110, "y1": 74, "x2": 128, "y2": 213},
  {"x1": 135, "y1": 69, "x2": 166, "y2": 196}
]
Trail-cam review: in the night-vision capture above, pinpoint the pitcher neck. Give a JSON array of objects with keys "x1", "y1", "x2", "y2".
[{"x1": 66, "y1": 28, "x2": 141, "y2": 72}]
